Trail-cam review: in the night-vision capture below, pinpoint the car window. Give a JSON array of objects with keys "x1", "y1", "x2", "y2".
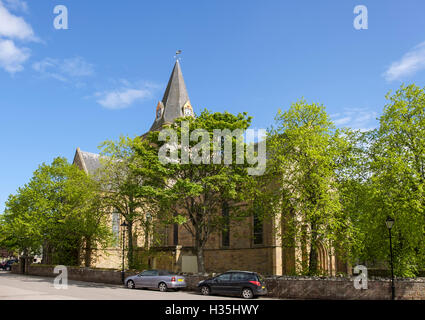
[
  {"x1": 216, "y1": 273, "x2": 232, "y2": 282},
  {"x1": 140, "y1": 270, "x2": 158, "y2": 276},
  {"x1": 232, "y1": 273, "x2": 254, "y2": 281},
  {"x1": 158, "y1": 270, "x2": 172, "y2": 276}
]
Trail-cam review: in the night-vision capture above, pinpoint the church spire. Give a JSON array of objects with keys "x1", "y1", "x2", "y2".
[{"x1": 149, "y1": 60, "x2": 193, "y2": 132}]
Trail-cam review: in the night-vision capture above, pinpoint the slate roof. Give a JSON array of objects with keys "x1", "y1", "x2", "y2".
[
  {"x1": 149, "y1": 60, "x2": 191, "y2": 132},
  {"x1": 73, "y1": 148, "x2": 102, "y2": 175},
  {"x1": 80, "y1": 150, "x2": 102, "y2": 174}
]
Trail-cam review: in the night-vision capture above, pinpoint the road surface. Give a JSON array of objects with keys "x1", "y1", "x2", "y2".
[{"x1": 0, "y1": 271, "x2": 273, "y2": 300}]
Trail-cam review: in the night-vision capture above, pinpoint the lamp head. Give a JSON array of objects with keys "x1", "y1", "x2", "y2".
[
  {"x1": 386, "y1": 217, "x2": 395, "y2": 230},
  {"x1": 120, "y1": 221, "x2": 129, "y2": 227}
]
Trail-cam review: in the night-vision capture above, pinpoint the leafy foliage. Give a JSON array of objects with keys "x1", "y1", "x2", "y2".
[
  {"x1": 348, "y1": 84, "x2": 425, "y2": 276},
  {"x1": 136, "y1": 110, "x2": 256, "y2": 273},
  {"x1": 0, "y1": 157, "x2": 112, "y2": 266},
  {"x1": 264, "y1": 100, "x2": 354, "y2": 275},
  {"x1": 98, "y1": 136, "x2": 165, "y2": 269}
]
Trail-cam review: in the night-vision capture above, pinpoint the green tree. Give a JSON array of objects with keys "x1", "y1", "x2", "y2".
[
  {"x1": 138, "y1": 110, "x2": 256, "y2": 273},
  {"x1": 355, "y1": 84, "x2": 425, "y2": 276},
  {"x1": 333, "y1": 128, "x2": 375, "y2": 270},
  {"x1": 98, "y1": 136, "x2": 162, "y2": 269},
  {"x1": 1, "y1": 157, "x2": 112, "y2": 266},
  {"x1": 1, "y1": 186, "x2": 44, "y2": 258},
  {"x1": 265, "y1": 100, "x2": 352, "y2": 275}
]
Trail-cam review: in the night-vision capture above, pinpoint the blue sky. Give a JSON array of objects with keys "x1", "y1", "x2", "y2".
[{"x1": 1, "y1": 0, "x2": 425, "y2": 212}]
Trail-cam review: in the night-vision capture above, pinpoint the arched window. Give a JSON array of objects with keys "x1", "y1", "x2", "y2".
[
  {"x1": 156, "y1": 101, "x2": 164, "y2": 120},
  {"x1": 111, "y1": 212, "x2": 120, "y2": 244},
  {"x1": 173, "y1": 212, "x2": 179, "y2": 246},
  {"x1": 182, "y1": 101, "x2": 193, "y2": 117},
  {"x1": 253, "y1": 201, "x2": 263, "y2": 245},
  {"x1": 222, "y1": 202, "x2": 230, "y2": 247},
  {"x1": 157, "y1": 107, "x2": 163, "y2": 119}
]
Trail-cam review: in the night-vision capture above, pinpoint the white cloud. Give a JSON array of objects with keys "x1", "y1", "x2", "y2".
[
  {"x1": 61, "y1": 57, "x2": 94, "y2": 77},
  {"x1": 3, "y1": 0, "x2": 28, "y2": 13},
  {"x1": 383, "y1": 41, "x2": 425, "y2": 82},
  {"x1": 0, "y1": 38, "x2": 29, "y2": 73},
  {"x1": 96, "y1": 85, "x2": 154, "y2": 109},
  {"x1": 33, "y1": 58, "x2": 66, "y2": 81},
  {"x1": 332, "y1": 108, "x2": 378, "y2": 131},
  {"x1": 333, "y1": 116, "x2": 351, "y2": 126},
  {"x1": 32, "y1": 57, "x2": 94, "y2": 81},
  {"x1": 0, "y1": 0, "x2": 37, "y2": 73},
  {"x1": 0, "y1": 0, "x2": 34, "y2": 41}
]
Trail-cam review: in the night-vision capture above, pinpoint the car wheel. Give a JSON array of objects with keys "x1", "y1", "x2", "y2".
[
  {"x1": 241, "y1": 288, "x2": 254, "y2": 299},
  {"x1": 126, "y1": 280, "x2": 135, "y2": 289},
  {"x1": 158, "y1": 282, "x2": 168, "y2": 292},
  {"x1": 200, "y1": 285, "x2": 210, "y2": 296}
]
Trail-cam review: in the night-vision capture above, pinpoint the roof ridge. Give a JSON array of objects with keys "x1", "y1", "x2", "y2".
[{"x1": 79, "y1": 150, "x2": 100, "y2": 157}]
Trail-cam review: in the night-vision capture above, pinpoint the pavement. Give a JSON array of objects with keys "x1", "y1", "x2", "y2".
[{"x1": 0, "y1": 271, "x2": 274, "y2": 300}]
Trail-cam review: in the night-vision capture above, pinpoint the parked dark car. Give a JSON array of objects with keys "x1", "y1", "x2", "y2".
[
  {"x1": 197, "y1": 270, "x2": 267, "y2": 299},
  {"x1": 124, "y1": 269, "x2": 186, "y2": 292},
  {"x1": 0, "y1": 259, "x2": 18, "y2": 271}
]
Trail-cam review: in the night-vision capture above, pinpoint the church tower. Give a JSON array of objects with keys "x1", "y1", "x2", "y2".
[{"x1": 149, "y1": 60, "x2": 194, "y2": 132}]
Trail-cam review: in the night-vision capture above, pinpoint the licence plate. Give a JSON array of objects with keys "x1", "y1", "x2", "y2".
[{"x1": 178, "y1": 279, "x2": 184, "y2": 282}]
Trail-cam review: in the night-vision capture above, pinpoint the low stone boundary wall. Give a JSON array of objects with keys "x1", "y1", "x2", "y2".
[
  {"x1": 11, "y1": 264, "x2": 137, "y2": 285},
  {"x1": 265, "y1": 276, "x2": 425, "y2": 300},
  {"x1": 11, "y1": 264, "x2": 425, "y2": 300}
]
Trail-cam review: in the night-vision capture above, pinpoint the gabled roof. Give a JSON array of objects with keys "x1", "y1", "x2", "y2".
[
  {"x1": 73, "y1": 148, "x2": 102, "y2": 175},
  {"x1": 149, "y1": 60, "x2": 192, "y2": 132}
]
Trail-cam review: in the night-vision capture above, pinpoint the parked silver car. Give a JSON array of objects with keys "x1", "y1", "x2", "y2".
[{"x1": 124, "y1": 269, "x2": 186, "y2": 292}]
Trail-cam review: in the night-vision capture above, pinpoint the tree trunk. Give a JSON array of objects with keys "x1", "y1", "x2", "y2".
[
  {"x1": 309, "y1": 243, "x2": 318, "y2": 275},
  {"x1": 42, "y1": 241, "x2": 53, "y2": 265},
  {"x1": 84, "y1": 237, "x2": 92, "y2": 268},
  {"x1": 309, "y1": 225, "x2": 318, "y2": 275},
  {"x1": 195, "y1": 234, "x2": 206, "y2": 274},
  {"x1": 41, "y1": 241, "x2": 48, "y2": 265},
  {"x1": 71, "y1": 247, "x2": 80, "y2": 266},
  {"x1": 300, "y1": 225, "x2": 309, "y2": 273}
]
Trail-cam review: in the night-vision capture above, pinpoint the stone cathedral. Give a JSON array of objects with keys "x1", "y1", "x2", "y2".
[{"x1": 73, "y1": 60, "x2": 350, "y2": 275}]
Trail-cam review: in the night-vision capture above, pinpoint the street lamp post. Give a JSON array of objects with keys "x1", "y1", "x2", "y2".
[
  {"x1": 120, "y1": 221, "x2": 129, "y2": 284},
  {"x1": 146, "y1": 212, "x2": 152, "y2": 248},
  {"x1": 385, "y1": 217, "x2": 395, "y2": 300}
]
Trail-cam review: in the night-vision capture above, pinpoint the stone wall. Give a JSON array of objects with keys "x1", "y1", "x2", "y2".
[
  {"x1": 203, "y1": 247, "x2": 275, "y2": 275},
  {"x1": 11, "y1": 264, "x2": 425, "y2": 299},
  {"x1": 92, "y1": 247, "x2": 123, "y2": 269},
  {"x1": 12, "y1": 264, "x2": 137, "y2": 285},
  {"x1": 184, "y1": 275, "x2": 425, "y2": 300},
  {"x1": 263, "y1": 276, "x2": 425, "y2": 300}
]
